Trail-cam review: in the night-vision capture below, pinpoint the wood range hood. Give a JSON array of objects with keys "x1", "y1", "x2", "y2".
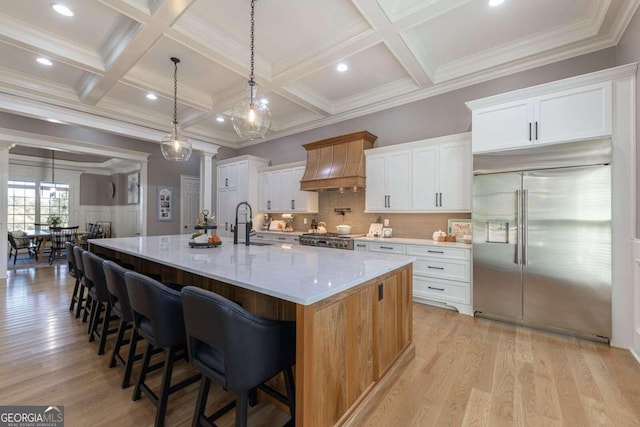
[{"x1": 300, "y1": 131, "x2": 377, "y2": 191}]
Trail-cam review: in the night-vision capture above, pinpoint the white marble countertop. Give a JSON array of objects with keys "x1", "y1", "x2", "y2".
[
  {"x1": 354, "y1": 236, "x2": 471, "y2": 248},
  {"x1": 91, "y1": 234, "x2": 415, "y2": 306}
]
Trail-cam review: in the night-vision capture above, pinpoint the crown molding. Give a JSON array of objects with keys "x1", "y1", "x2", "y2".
[
  {"x1": 465, "y1": 62, "x2": 638, "y2": 110},
  {"x1": 0, "y1": 67, "x2": 81, "y2": 102},
  {"x1": 333, "y1": 77, "x2": 417, "y2": 113},
  {"x1": 279, "y1": 83, "x2": 333, "y2": 115}
]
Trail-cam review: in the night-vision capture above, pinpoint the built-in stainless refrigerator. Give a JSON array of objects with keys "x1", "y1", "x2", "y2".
[{"x1": 472, "y1": 139, "x2": 611, "y2": 341}]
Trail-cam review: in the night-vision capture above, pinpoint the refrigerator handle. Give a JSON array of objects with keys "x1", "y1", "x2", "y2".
[
  {"x1": 515, "y1": 189, "x2": 522, "y2": 265},
  {"x1": 523, "y1": 189, "x2": 528, "y2": 265}
]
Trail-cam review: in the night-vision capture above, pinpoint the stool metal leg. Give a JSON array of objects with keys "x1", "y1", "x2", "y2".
[
  {"x1": 192, "y1": 377, "x2": 210, "y2": 427},
  {"x1": 69, "y1": 277, "x2": 80, "y2": 312},
  {"x1": 97, "y1": 303, "x2": 112, "y2": 355},
  {"x1": 236, "y1": 391, "x2": 249, "y2": 427},
  {"x1": 132, "y1": 342, "x2": 153, "y2": 401},
  {"x1": 122, "y1": 329, "x2": 139, "y2": 389},
  {"x1": 155, "y1": 346, "x2": 177, "y2": 427},
  {"x1": 75, "y1": 285, "x2": 85, "y2": 319}
]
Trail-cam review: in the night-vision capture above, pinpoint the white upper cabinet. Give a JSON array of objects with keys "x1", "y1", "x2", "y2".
[
  {"x1": 259, "y1": 170, "x2": 283, "y2": 212},
  {"x1": 366, "y1": 133, "x2": 471, "y2": 213},
  {"x1": 259, "y1": 163, "x2": 318, "y2": 213},
  {"x1": 216, "y1": 156, "x2": 269, "y2": 238},
  {"x1": 412, "y1": 139, "x2": 471, "y2": 211},
  {"x1": 469, "y1": 81, "x2": 612, "y2": 153},
  {"x1": 365, "y1": 149, "x2": 412, "y2": 212}
]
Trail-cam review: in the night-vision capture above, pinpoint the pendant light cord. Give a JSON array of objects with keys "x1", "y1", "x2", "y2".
[
  {"x1": 172, "y1": 57, "x2": 179, "y2": 126},
  {"x1": 249, "y1": 0, "x2": 256, "y2": 106},
  {"x1": 250, "y1": 0, "x2": 255, "y2": 83}
]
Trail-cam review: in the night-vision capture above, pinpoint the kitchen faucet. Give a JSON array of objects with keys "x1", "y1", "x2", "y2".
[{"x1": 233, "y1": 201, "x2": 253, "y2": 246}]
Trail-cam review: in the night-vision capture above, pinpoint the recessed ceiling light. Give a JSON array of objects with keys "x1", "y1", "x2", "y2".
[
  {"x1": 51, "y1": 3, "x2": 74, "y2": 17},
  {"x1": 36, "y1": 57, "x2": 53, "y2": 66},
  {"x1": 216, "y1": 116, "x2": 225, "y2": 123},
  {"x1": 488, "y1": 0, "x2": 505, "y2": 6},
  {"x1": 47, "y1": 118, "x2": 63, "y2": 124},
  {"x1": 260, "y1": 98, "x2": 269, "y2": 105},
  {"x1": 336, "y1": 63, "x2": 348, "y2": 72},
  {"x1": 146, "y1": 93, "x2": 158, "y2": 101}
]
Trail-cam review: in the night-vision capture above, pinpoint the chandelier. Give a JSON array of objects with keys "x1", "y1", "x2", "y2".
[
  {"x1": 231, "y1": 0, "x2": 271, "y2": 140},
  {"x1": 161, "y1": 57, "x2": 192, "y2": 161}
]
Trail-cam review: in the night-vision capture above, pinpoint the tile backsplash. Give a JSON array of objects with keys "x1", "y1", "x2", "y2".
[{"x1": 266, "y1": 191, "x2": 470, "y2": 239}]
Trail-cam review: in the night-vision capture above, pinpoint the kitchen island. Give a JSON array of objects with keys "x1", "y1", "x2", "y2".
[{"x1": 90, "y1": 234, "x2": 415, "y2": 426}]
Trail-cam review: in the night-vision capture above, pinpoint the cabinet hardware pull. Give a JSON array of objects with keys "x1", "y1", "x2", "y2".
[
  {"x1": 428, "y1": 250, "x2": 444, "y2": 253},
  {"x1": 428, "y1": 286, "x2": 445, "y2": 291},
  {"x1": 535, "y1": 121, "x2": 538, "y2": 140},
  {"x1": 267, "y1": 200, "x2": 271, "y2": 210},
  {"x1": 435, "y1": 193, "x2": 438, "y2": 207},
  {"x1": 356, "y1": 244, "x2": 366, "y2": 247},
  {"x1": 529, "y1": 122, "x2": 532, "y2": 141},
  {"x1": 428, "y1": 266, "x2": 444, "y2": 270},
  {"x1": 278, "y1": 237, "x2": 286, "y2": 240},
  {"x1": 378, "y1": 283, "x2": 384, "y2": 301},
  {"x1": 225, "y1": 222, "x2": 228, "y2": 231},
  {"x1": 225, "y1": 178, "x2": 228, "y2": 187},
  {"x1": 439, "y1": 193, "x2": 442, "y2": 207},
  {"x1": 388, "y1": 195, "x2": 391, "y2": 207},
  {"x1": 291, "y1": 200, "x2": 295, "y2": 210},
  {"x1": 380, "y1": 246, "x2": 394, "y2": 250}
]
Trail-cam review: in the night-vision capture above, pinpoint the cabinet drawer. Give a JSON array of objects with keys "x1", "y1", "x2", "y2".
[
  {"x1": 368, "y1": 242, "x2": 406, "y2": 254},
  {"x1": 354, "y1": 242, "x2": 369, "y2": 251},
  {"x1": 413, "y1": 276, "x2": 469, "y2": 305},
  {"x1": 413, "y1": 258, "x2": 469, "y2": 282},
  {"x1": 406, "y1": 245, "x2": 470, "y2": 260}
]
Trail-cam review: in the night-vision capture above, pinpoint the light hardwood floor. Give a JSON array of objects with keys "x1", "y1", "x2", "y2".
[{"x1": 1, "y1": 265, "x2": 640, "y2": 426}]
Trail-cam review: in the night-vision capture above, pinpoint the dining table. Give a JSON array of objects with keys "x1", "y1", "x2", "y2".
[
  {"x1": 24, "y1": 229, "x2": 50, "y2": 261},
  {"x1": 24, "y1": 229, "x2": 88, "y2": 262}
]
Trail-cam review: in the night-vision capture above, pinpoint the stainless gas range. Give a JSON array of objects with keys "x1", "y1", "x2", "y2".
[{"x1": 298, "y1": 233, "x2": 363, "y2": 250}]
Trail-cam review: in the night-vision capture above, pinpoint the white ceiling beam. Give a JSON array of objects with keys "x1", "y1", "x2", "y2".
[{"x1": 80, "y1": 0, "x2": 196, "y2": 105}]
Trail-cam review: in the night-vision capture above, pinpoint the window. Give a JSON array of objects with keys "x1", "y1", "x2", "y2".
[
  {"x1": 8, "y1": 181, "x2": 36, "y2": 231},
  {"x1": 7, "y1": 180, "x2": 69, "y2": 231}
]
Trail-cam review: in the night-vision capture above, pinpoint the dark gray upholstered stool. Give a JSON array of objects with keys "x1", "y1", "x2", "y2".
[
  {"x1": 103, "y1": 260, "x2": 142, "y2": 388},
  {"x1": 124, "y1": 271, "x2": 201, "y2": 427},
  {"x1": 72, "y1": 246, "x2": 92, "y2": 322},
  {"x1": 66, "y1": 242, "x2": 83, "y2": 314},
  {"x1": 82, "y1": 251, "x2": 118, "y2": 355},
  {"x1": 181, "y1": 286, "x2": 296, "y2": 427}
]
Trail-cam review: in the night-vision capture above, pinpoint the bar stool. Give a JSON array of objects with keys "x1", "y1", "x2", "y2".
[
  {"x1": 73, "y1": 246, "x2": 92, "y2": 322},
  {"x1": 66, "y1": 242, "x2": 82, "y2": 314},
  {"x1": 181, "y1": 286, "x2": 296, "y2": 427},
  {"x1": 103, "y1": 260, "x2": 140, "y2": 388},
  {"x1": 124, "y1": 271, "x2": 201, "y2": 427},
  {"x1": 83, "y1": 251, "x2": 118, "y2": 355}
]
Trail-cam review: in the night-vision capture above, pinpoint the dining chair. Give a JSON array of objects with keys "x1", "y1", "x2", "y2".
[
  {"x1": 47, "y1": 226, "x2": 79, "y2": 264},
  {"x1": 7, "y1": 232, "x2": 38, "y2": 265}
]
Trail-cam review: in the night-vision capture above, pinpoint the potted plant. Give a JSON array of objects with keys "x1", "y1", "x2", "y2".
[{"x1": 48, "y1": 215, "x2": 62, "y2": 227}]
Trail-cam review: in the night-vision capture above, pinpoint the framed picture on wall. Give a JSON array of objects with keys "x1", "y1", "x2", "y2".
[
  {"x1": 157, "y1": 186, "x2": 173, "y2": 221},
  {"x1": 127, "y1": 172, "x2": 139, "y2": 204}
]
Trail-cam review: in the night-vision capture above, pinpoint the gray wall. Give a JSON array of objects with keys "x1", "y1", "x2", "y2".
[
  {"x1": 239, "y1": 48, "x2": 617, "y2": 166},
  {"x1": 0, "y1": 112, "x2": 200, "y2": 235},
  {"x1": 80, "y1": 173, "x2": 116, "y2": 206},
  {"x1": 616, "y1": 5, "x2": 640, "y2": 236}
]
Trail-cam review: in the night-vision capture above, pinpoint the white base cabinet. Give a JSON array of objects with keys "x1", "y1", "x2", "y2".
[
  {"x1": 360, "y1": 239, "x2": 472, "y2": 315},
  {"x1": 252, "y1": 231, "x2": 301, "y2": 244}
]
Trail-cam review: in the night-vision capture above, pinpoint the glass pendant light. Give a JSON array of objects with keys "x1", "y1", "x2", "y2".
[
  {"x1": 231, "y1": 0, "x2": 271, "y2": 140},
  {"x1": 161, "y1": 57, "x2": 192, "y2": 161}
]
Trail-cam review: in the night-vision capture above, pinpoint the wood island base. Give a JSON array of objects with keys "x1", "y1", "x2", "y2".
[{"x1": 91, "y1": 245, "x2": 414, "y2": 426}]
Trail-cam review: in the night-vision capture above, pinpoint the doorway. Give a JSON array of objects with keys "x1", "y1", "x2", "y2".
[{"x1": 180, "y1": 175, "x2": 200, "y2": 235}]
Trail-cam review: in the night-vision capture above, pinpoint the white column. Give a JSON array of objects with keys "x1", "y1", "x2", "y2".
[
  {"x1": 0, "y1": 141, "x2": 16, "y2": 280},
  {"x1": 139, "y1": 160, "x2": 148, "y2": 236},
  {"x1": 198, "y1": 150, "x2": 217, "y2": 213}
]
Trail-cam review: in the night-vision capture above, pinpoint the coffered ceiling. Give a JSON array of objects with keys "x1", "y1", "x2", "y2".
[{"x1": 0, "y1": 0, "x2": 637, "y2": 150}]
